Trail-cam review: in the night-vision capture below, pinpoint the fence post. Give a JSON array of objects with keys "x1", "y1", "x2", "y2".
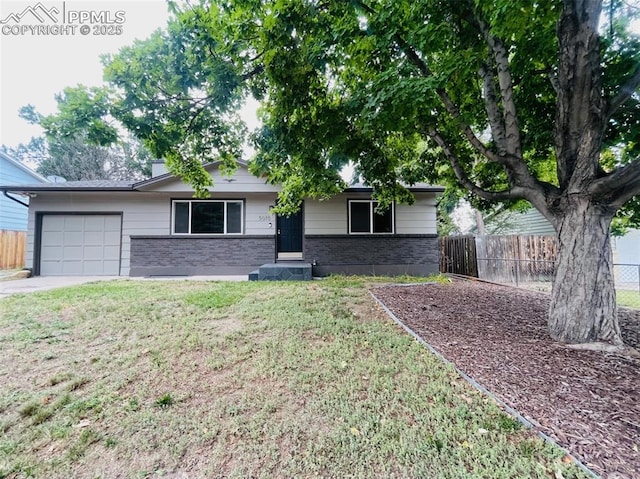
[{"x1": 515, "y1": 259, "x2": 520, "y2": 287}]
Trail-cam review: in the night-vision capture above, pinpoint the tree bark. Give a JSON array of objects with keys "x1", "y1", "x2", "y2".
[{"x1": 549, "y1": 197, "x2": 622, "y2": 346}]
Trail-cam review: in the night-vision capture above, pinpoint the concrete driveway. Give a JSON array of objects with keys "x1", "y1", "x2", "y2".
[
  {"x1": 0, "y1": 275, "x2": 247, "y2": 298},
  {"x1": 0, "y1": 276, "x2": 120, "y2": 298}
]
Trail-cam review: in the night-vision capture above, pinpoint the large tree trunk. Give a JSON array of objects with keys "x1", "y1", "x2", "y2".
[{"x1": 549, "y1": 197, "x2": 623, "y2": 346}]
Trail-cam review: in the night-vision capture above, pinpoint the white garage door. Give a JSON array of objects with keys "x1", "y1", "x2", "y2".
[{"x1": 40, "y1": 215, "x2": 121, "y2": 276}]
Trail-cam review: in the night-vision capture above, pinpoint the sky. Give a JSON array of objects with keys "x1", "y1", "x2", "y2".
[{"x1": 0, "y1": 0, "x2": 172, "y2": 148}]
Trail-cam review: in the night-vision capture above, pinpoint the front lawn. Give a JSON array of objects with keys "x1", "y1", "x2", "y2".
[{"x1": 0, "y1": 278, "x2": 587, "y2": 478}]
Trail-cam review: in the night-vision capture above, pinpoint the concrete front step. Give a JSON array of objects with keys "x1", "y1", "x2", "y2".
[
  {"x1": 248, "y1": 263, "x2": 312, "y2": 281},
  {"x1": 248, "y1": 270, "x2": 260, "y2": 281}
]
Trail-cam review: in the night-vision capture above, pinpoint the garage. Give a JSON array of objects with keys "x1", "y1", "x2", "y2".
[{"x1": 39, "y1": 214, "x2": 122, "y2": 276}]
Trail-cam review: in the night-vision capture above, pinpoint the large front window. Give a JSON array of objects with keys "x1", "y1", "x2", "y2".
[
  {"x1": 348, "y1": 200, "x2": 394, "y2": 234},
  {"x1": 172, "y1": 200, "x2": 243, "y2": 235}
]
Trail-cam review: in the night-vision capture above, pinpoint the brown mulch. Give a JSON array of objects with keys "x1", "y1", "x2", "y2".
[{"x1": 371, "y1": 279, "x2": 640, "y2": 479}]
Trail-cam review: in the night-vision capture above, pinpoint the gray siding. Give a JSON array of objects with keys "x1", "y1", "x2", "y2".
[
  {"x1": 396, "y1": 196, "x2": 438, "y2": 234},
  {"x1": 27, "y1": 193, "x2": 169, "y2": 275},
  {"x1": 143, "y1": 164, "x2": 281, "y2": 194},
  {"x1": 22, "y1": 165, "x2": 439, "y2": 278},
  {"x1": 305, "y1": 193, "x2": 438, "y2": 235},
  {"x1": 27, "y1": 192, "x2": 277, "y2": 275},
  {"x1": 130, "y1": 236, "x2": 275, "y2": 276},
  {"x1": 305, "y1": 235, "x2": 440, "y2": 276}
]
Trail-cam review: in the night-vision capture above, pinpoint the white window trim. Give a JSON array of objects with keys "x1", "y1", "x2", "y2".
[
  {"x1": 172, "y1": 199, "x2": 244, "y2": 235},
  {"x1": 348, "y1": 200, "x2": 395, "y2": 235}
]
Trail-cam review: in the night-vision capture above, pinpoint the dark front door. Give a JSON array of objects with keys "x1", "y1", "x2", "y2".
[{"x1": 277, "y1": 205, "x2": 303, "y2": 256}]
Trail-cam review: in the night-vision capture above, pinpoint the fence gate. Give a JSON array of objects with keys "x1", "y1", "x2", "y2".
[{"x1": 440, "y1": 236, "x2": 478, "y2": 277}]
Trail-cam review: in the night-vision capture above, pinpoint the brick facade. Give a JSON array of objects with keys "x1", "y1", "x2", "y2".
[
  {"x1": 130, "y1": 236, "x2": 275, "y2": 276},
  {"x1": 130, "y1": 234, "x2": 439, "y2": 277},
  {"x1": 304, "y1": 234, "x2": 440, "y2": 276}
]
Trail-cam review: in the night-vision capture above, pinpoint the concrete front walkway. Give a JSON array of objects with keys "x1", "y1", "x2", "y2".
[{"x1": 0, "y1": 275, "x2": 247, "y2": 298}]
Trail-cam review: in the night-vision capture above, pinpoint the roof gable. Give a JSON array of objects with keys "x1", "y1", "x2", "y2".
[{"x1": 135, "y1": 161, "x2": 281, "y2": 193}]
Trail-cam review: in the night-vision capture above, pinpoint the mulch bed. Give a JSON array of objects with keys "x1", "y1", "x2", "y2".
[{"x1": 371, "y1": 279, "x2": 640, "y2": 479}]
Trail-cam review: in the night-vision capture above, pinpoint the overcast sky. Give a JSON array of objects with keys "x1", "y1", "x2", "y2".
[{"x1": 0, "y1": 0, "x2": 171, "y2": 148}]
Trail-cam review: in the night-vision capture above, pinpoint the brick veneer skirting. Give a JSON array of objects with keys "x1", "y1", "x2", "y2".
[
  {"x1": 129, "y1": 234, "x2": 439, "y2": 277},
  {"x1": 304, "y1": 234, "x2": 440, "y2": 277},
  {"x1": 129, "y1": 236, "x2": 275, "y2": 276}
]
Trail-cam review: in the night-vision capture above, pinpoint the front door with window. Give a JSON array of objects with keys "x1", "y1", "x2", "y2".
[{"x1": 276, "y1": 205, "x2": 304, "y2": 259}]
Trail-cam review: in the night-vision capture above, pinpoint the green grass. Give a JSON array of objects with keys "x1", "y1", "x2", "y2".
[
  {"x1": 0, "y1": 277, "x2": 588, "y2": 478},
  {"x1": 617, "y1": 289, "x2": 640, "y2": 309}
]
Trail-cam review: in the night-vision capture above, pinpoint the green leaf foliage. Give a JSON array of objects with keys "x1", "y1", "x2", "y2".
[
  {"x1": 38, "y1": 86, "x2": 120, "y2": 146},
  {"x1": 119, "y1": 0, "x2": 635, "y2": 221},
  {"x1": 101, "y1": 10, "x2": 254, "y2": 196},
  {"x1": 23, "y1": 0, "x2": 639, "y2": 221},
  {"x1": 5, "y1": 84, "x2": 153, "y2": 181}
]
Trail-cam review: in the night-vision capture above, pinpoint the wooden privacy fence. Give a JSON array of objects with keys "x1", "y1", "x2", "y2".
[
  {"x1": 440, "y1": 235, "x2": 478, "y2": 277},
  {"x1": 476, "y1": 235, "x2": 558, "y2": 284},
  {"x1": 440, "y1": 234, "x2": 559, "y2": 280},
  {"x1": 0, "y1": 230, "x2": 26, "y2": 269},
  {"x1": 475, "y1": 234, "x2": 558, "y2": 263}
]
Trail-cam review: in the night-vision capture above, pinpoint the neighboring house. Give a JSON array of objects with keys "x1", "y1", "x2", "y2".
[
  {"x1": 491, "y1": 208, "x2": 556, "y2": 236},
  {"x1": 0, "y1": 151, "x2": 47, "y2": 231},
  {"x1": 0, "y1": 160, "x2": 443, "y2": 277},
  {"x1": 497, "y1": 207, "x2": 639, "y2": 260}
]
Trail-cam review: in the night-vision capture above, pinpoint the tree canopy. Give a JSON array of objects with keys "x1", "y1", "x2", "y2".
[
  {"x1": 20, "y1": 0, "x2": 640, "y2": 346},
  {"x1": 39, "y1": 1, "x2": 640, "y2": 220},
  {"x1": 66, "y1": 0, "x2": 635, "y2": 228},
  {"x1": 2, "y1": 86, "x2": 152, "y2": 181}
]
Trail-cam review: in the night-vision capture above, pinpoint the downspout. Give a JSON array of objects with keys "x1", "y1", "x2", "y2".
[{"x1": 3, "y1": 190, "x2": 29, "y2": 208}]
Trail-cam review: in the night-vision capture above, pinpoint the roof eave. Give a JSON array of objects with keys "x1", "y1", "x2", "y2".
[{"x1": 344, "y1": 186, "x2": 446, "y2": 193}]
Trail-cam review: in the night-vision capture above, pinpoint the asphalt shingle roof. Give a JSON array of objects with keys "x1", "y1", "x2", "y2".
[{"x1": 0, "y1": 180, "x2": 135, "y2": 191}]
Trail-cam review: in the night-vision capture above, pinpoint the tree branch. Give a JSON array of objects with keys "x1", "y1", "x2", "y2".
[
  {"x1": 474, "y1": 15, "x2": 522, "y2": 157},
  {"x1": 606, "y1": 62, "x2": 640, "y2": 119},
  {"x1": 479, "y1": 61, "x2": 508, "y2": 155},
  {"x1": 588, "y1": 158, "x2": 640, "y2": 206},
  {"x1": 427, "y1": 127, "x2": 520, "y2": 202},
  {"x1": 354, "y1": 0, "x2": 553, "y2": 215},
  {"x1": 241, "y1": 64, "x2": 265, "y2": 81},
  {"x1": 554, "y1": 0, "x2": 605, "y2": 190},
  {"x1": 185, "y1": 101, "x2": 214, "y2": 136},
  {"x1": 358, "y1": 1, "x2": 542, "y2": 188}
]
